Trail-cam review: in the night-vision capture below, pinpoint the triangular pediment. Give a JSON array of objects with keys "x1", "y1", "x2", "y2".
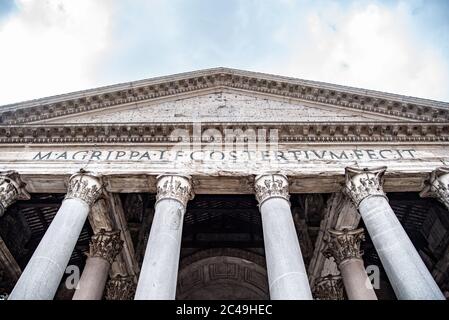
[
  {"x1": 1, "y1": 67, "x2": 448, "y2": 125},
  {"x1": 36, "y1": 89, "x2": 408, "y2": 124}
]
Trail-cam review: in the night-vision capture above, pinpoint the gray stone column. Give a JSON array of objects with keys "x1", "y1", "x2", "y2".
[
  {"x1": 344, "y1": 167, "x2": 445, "y2": 300},
  {"x1": 105, "y1": 274, "x2": 136, "y2": 300},
  {"x1": 254, "y1": 174, "x2": 313, "y2": 300},
  {"x1": 324, "y1": 228, "x2": 377, "y2": 300},
  {"x1": 9, "y1": 172, "x2": 102, "y2": 300},
  {"x1": 420, "y1": 167, "x2": 449, "y2": 210},
  {"x1": 72, "y1": 230, "x2": 123, "y2": 300},
  {"x1": 0, "y1": 171, "x2": 30, "y2": 217},
  {"x1": 134, "y1": 175, "x2": 193, "y2": 300}
]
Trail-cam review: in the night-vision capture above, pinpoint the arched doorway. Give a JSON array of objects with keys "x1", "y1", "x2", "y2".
[{"x1": 177, "y1": 249, "x2": 269, "y2": 300}]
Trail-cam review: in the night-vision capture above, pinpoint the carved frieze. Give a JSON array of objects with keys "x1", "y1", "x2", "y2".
[
  {"x1": 89, "y1": 229, "x2": 123, "y2": 265},
  {"x1": 104, "y1": 274, "x2": 136, "y2": 300},
  {"x1": 254, "y1": 174, "x2": 289, "y2": 206},
  {"x1": 65, "y1": 171, "x2": 103, "y2": 207},
  {"x1": 344, "y1": 167, "x2": 387, "y2": 208},
  {"x1": 0, "y1": 171, "x2": 30, "y2": 217},
  {"x1": 323, "y1": 228, "x2": 365, "y2": 266},
  {"x1": 0, "y1": 122, "x2": 447, "y2": 144},
  {"x1": 156, "y1": 175, "x2": 194, "y2": 208}
]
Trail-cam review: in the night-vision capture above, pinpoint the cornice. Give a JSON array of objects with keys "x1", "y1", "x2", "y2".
[
  {"x1": 1, "y1": 68, "x2": 448, "y2": 124},
  {"x1": 0, "y1": 121, "x2": 447, "y2": 144}
]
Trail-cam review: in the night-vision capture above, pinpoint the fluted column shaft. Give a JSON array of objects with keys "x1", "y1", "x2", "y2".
[
  {"x1": 345, "y1": 167, "x2": 444, "y2": 300},
  {"x1": 9, "y1": 172, "x2": 102, "y2": 300},
  {"x1": 255, "y1": 174, "x2": 312, "y2": 300},
  {"x1": 134, "y1": 175, "x2": 193, "y2": 300},
  {"x1": 324, "y1": 228, "x2": 377, "y2": 300},
  {"x1": 0, "y1": 171, "x2": 30, "y2": 217},
  {"x1": 72, "y1": 230, "x2": 123, "y2": 300}
]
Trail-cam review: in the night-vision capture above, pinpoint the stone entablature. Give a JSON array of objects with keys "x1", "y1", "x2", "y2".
[
  {"x1": 0, "y1": 143, "x2": 447, "y2": 194},
  {"x1": 0, "y1": 122, "x2": 447, "y2": 144},
  {"x1": 1, "y1": 68, "x2": 449, "y2": 125}
]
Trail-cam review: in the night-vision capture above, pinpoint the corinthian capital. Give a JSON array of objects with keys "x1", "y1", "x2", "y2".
[
  {"x1": 105, "y1": 274, "x2": 136, "y2": 300},
  {"x1": 0, "y1": 171, "x2": 30, "y2": 217},
  {"x1": 313, "y1": 274, "x2": 345, "y2": 300},
  {"x1": 323, "y1": 228, "x2": 365, "y2": 266},
  {"x1": 65, "y1": 171, "x2": 103, "y2": 206},
  {"x1": 420, "y1": 167, "x2": 449, "y2": 210},
  {"x1": 254, "y1": 174, "x2": 290, "y2": 206},
  {"x1": 344, "y1": 167, "x2": 387, "y2": 208},
  {"x1": 156, "y1": 175, "x2": 194, "y2": 208},
  {"x1": 89, "y1": 229, "x2": 123, "y2": 264}
]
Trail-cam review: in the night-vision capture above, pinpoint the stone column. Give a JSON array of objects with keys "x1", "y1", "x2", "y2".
[
  {"x1": 134, "y1": 175, "x2": 193, "y2": 300},
  {"x1": 0, "y1": 171, "x2": 30, "y2": 217},
  {"x1": 344, "y1": 167, "x2": 445, "y2": 300},
  {"x1": 420, "y1": 167, "x2": 449, "y2": 210},
  {"x1": 9, "y1": 172, "x2": 102, "y2": 300},
  {"x1": 254, "y1": 174, "x2": 312, "y2": 300},
  {"x1": 323, "y1": 228, "x2": 377, "y2": 300},
  {"x1": 105, "y1": 274, "x2": 136, "y2": 300},
  {"x1": 72, "y1": 229, "x2": 123, "y2": 300}
]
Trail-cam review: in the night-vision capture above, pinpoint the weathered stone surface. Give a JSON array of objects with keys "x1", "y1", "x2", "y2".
[
  {"x1": 3, "y1": 68, "x2": 448, "y2": 125},
  {"x1": 42, "y1": 91, "x2": 403, "y2": 124},
  {"x1": 255, "y1": 175, "x2": 312, "y2": 300},
  {"x1": 359, "y1": 196, "x2": 444, "y2": 300},
  {"x1": 1, "y1": 68, "x2": 448, "y2": 301},
  {"x1": 308, "y1": 193, "x2": 360, "y2": 288},
  {"x1": 0, "y1": 145, "x2": 447, "y2": 194},
  {"x1": 8, "y1": 198, "x2": 90, "y2": 300},
  {"x1": 135, "y1": 175, "x2": 193, "y2": 300},
  {"x1": 177, "y1": 253, "x2": 268, "y2": 300}
]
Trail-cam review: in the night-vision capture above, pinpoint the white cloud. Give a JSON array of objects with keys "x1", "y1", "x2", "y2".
[
  {"x1": 272, "y1": 2, "x2": 449, "y2": 102},
  {"x1": 1, "y1": 1, "x2": 448, "y2": 104},
  {"x1": 0, "y1": 0, "x2": 115, "y2": 105}
]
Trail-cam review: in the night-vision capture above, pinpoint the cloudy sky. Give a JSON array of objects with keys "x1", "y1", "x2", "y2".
[{"x1": 1, "y1": 0, "x2": 449, "y2": 105}]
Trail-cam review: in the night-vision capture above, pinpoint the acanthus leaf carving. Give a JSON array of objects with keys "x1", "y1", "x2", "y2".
[
  {"x1": 0, "y1": 171, "x2": 30, "y2": 217},
  {"x1": 105, "y1": 274, "x2": 136, "y2": 300},
  {"x1": 420, "y1": 167, "x2": 449, "y2": 210},
  {"x1": 343, "y1": 166, "x2": 387, "y2": 208},
  {"x1": 89, "y1": 229, "x2": 123, "y2": 265},
  {"x1": 312, "y1": 274, "x2": 345, "y2": 300},
  {"x1": 254, "y1": 174, "x2": 289, "y2": 206},
  {"x1": 65, "y1": 171, "x2": 103, "y2": 207},
  {"x1": 156, "y1": 175, "x2": 194, "y2": 208},
  {"x1": 323, "y1": 228, "x2": 365, "y2": 266}
]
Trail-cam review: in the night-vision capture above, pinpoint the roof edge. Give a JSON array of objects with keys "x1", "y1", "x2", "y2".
[{"x1": 1, "y1": 67, "x2": 448, "y2": 112}]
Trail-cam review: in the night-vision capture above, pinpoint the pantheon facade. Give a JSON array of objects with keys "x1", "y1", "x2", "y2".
[{"x1": 0, "y1": 68, "x2": 448, "y2": 300}]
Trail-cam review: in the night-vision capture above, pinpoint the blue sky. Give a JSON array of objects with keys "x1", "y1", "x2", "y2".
[{"x1": 1, "y1": 0, "x2": 449, "y2": 105}]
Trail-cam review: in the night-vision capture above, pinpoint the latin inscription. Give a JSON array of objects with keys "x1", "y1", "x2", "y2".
[{"x1": 32, "y1": 149, "x2": 417, "y2": 162}]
